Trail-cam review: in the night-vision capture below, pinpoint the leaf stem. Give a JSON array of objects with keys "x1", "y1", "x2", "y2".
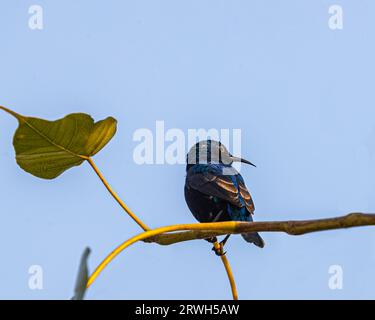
[{"x1": 87, "y1": 157, "x2": 150, "y2": 231}]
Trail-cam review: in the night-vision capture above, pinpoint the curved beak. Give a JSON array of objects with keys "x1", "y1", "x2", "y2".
[{"x1": 231, "y1": 156, "x2": 256, "y2": 167}]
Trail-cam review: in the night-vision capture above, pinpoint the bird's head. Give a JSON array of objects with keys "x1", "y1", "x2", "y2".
[{"x1": 186, "y1": 140, "x2": 256, "y2": 170}]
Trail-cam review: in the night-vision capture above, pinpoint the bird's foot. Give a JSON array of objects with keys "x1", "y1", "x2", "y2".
[
  {"x1": 212, "y1": 242, "x2": 226, "y2": 256},
  {"x1": 205, "y1": 237, "x2": 226, "y2": 256},
  {"x1": 205, "y1": 237, "x2": 218, "y2": 244},
  {"x1": 211, "y1": 235, "x2": 231, "y2": 256}
]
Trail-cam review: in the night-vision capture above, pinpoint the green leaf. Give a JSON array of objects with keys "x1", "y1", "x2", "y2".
[
  {"x1": 0, "y1": 106, "x2": 117, "y2": 179},
  {"x1": 71, "y1": 247, "x2": 91, "y2": 300}
]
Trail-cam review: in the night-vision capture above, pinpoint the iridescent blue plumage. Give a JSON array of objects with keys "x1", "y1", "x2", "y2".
[{"x1": 184, "y1": 140, "x2": 265, "y2": 249}]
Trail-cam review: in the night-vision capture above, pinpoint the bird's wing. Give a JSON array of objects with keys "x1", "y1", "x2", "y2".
[
  {"x1": 237, "y1": 175, "x2": 255, "y2": 214},
  {"x1": 187, "y1": 169, "x2": 255, "y2": 214}
]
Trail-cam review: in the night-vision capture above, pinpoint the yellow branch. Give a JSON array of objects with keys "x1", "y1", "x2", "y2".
[
  {"x1": 146, "y1": 212, "x2": 375, "y2": 245},
  {"x1": 87, "y1": 223, "x2": 239, "y2": 288},
  {"x1": 213, "y1": 241, "x2": 238, "y2": 300},
  {"x1": 87, "y1": 212, "x2": 375, "y2": 291},
  {"x1": 220, "y1": 255, "x2": 238, "y2": 300}
]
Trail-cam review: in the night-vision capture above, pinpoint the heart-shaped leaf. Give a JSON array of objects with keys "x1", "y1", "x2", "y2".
[{"x1": 0, "y1": 106, "x2": 117, "y2": 179}]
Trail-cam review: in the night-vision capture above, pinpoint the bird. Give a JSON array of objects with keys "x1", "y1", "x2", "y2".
[{"x1": 184, "y1": 140, "x2": 264, "y2": 255}]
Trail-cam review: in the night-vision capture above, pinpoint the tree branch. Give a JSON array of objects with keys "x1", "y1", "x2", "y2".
[
  {"x1": 146, "y1": 213, "x2": 375, "y2": 245},
  {"x1": 87, "y1": 212, "x2": 375, "y2": 290}
]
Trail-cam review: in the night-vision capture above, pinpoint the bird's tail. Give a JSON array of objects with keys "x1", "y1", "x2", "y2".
[{"x1": 241, "y1": 232, "x2": 265, "y2": 248}]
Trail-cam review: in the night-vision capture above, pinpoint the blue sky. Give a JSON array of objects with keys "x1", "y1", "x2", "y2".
[{"x1": 1, "y1": 0, "x2": 375, "y2": 299}]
